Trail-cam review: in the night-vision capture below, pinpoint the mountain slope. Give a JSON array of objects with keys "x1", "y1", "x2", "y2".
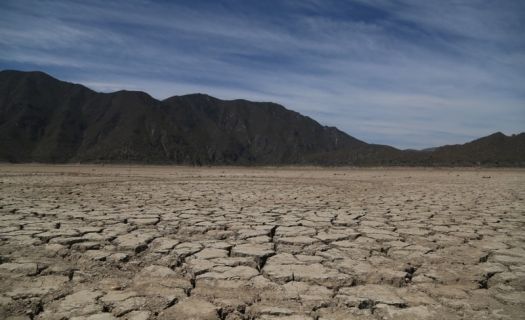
[
  {"x1": 412, "y1": 132, "x2": 525, "y2": 166},
  {"x1": 0, "y1": 70, "x2": 96, "y2": 162},
  {"x1": 0, "y1": 70, "x2": 523, "y2": 166},
  {"x1": 0, "y1": 70, "x2": 380, "y2": 164}
]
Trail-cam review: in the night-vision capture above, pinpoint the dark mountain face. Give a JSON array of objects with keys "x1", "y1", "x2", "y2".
[
  {"x1": 0, "y1": 70, "x2": 523, "y2": 166},
  {"x1": 0, "y1": 71, "x2": 97, "y2": 162},
  {"x1": 0, "y1": 70, "x2": 375, "y2": 164},
  {"x1": 412, "y1": 132, "x2": 525, "y2": 166}
]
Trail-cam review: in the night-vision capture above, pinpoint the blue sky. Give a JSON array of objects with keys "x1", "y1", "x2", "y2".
[{"x1": 1, "y1": 0, "x2": 524, "y2": 149}]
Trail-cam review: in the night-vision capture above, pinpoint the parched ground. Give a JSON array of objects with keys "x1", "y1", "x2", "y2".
[{"x1": 0, "y1": 165, "x2": 524, "y2": 320}]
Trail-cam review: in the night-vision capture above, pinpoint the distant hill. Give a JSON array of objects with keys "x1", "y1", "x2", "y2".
[
  {"x1": 0, "y1": 70, "x2": 523, "y2": 166},
  {"x1": 410, "y1": 132, "x2": 525, "y2": 166}
]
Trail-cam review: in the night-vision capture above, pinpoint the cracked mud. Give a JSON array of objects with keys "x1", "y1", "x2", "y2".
[{"x1": 0, "y1": 165, "x2": 524, "y2": 319}]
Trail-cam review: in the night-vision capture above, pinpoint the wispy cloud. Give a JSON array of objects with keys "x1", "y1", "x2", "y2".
[{"x1": 0, "y1": 0, "x2": 523, "y2": 149}]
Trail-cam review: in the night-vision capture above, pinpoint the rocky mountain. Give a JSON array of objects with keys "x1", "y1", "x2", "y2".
[
  {"x1": 0, "y1": 70, "x2": 523, "y2": 166},
  {"x1": 0, "y1": 70, "x2": 387, "y2": 164},
  {"x1": 409, "y1": 132, "x2": 525, "y2": 166}
]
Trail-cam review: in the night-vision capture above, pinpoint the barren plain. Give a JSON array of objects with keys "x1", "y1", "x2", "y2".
[{"x1": 0, "y1": 165, "x2": 524, "y2": 320}]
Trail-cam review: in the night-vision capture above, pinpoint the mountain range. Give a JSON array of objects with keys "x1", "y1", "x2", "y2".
[{"x1": 0, "y1": 70, "x2": 523, "y2": 166}]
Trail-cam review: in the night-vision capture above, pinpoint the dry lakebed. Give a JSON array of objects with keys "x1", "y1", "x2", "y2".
[{"x1": 0, "y1": 165, "x2": 524, "y2": 319}]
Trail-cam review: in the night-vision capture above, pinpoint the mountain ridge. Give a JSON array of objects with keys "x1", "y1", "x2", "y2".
[{"x1": 1, "y1": 70, "x2": 523, "y2": 166}]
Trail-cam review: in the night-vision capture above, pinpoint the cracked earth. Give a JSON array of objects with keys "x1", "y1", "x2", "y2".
[{"x1": 0, "y1": 165, "x2": 524, "y2": 320}]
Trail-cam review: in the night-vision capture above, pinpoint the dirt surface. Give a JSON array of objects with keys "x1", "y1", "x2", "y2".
[{"x1": 0, "y1": 165, "x2": 524, "y2": 319}]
